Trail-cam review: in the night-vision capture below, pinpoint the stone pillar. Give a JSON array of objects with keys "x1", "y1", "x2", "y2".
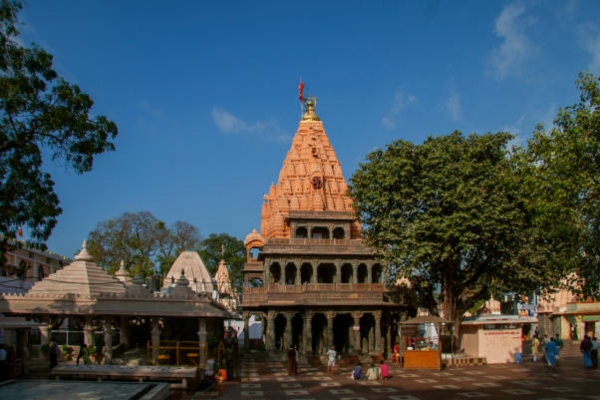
[
  {"x1": 302, "y1": 311, "x2": 313, "y2": 358},
  {"x1": 373, "y1": 311, "x2": 382, "y2": 353},
  {"x1": 295, "y1": 264, "x2": 301, "y2": 285},
  {"x1": 39, "y1": 323, "x2": 51, "y2": 347},
  {"x1": 119, "y1": 316, "x2": 130, "y2": 349},
  {"x1": 103, "y1": 320, "x2": 113, "y2": 365},
  {"x1": 83, "y1": 317, "x2": 95, "y2": 347},
  {"x1": 367, "y1": 263, "x2": 372, "y2": 284},
  {"x1": 197, "y1": 318, "x2": 208, "y2": 366},
  {"x1": 352, "y1": 312, "x2": 362, "y2": 354},
  {"x1": 326, "y1": 311, "x2": 335, "y2": 349},
  {"x1": 311, "y1": 263, "x2": 317, "y2": 284},
  {"x1": 352, "y1": 264, "x2": 358, "y2": 284},
  {"x1": 335, "y1": 261, "x2": 341, "y2": 284},
  {"x1": 151, "y1": 319, "x2": 161, "y2": 365},
  {"x1": 243, "y1": 313, "x2": 250, "y2": 350},
  {"x1": 266, "y1": 311, "x2": 276, "y2": 352}
]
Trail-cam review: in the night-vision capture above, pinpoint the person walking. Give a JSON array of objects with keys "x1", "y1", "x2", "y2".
[
  {"x1": 531, "y1": 335, "x2": 540, "y2": 362},
  {"x1": 580, "y1": 335, "x2": 593, "y2": 369},
  {"x1": 554, "y1": 334, "x2": 564, "y2": 365},
  {"x1": 544, "y1": 337, "x2": 558, "y2": 367},
  {"x1": 591, "y1": 337, "x2": 599, "y2": 369},
  {"x1": 326, "y1": 345, "x2": 337, "y2": 375}
]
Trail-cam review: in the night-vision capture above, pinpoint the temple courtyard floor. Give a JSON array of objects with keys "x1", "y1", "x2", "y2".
[{"x1": 2, "y1": 352, "x2": 599, "y2": 400}]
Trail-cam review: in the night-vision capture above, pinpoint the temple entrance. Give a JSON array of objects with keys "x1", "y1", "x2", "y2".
[
  {"x1": 311, "y1": 313, "x2": 327, "y2": 355},
  {"x1": 333, "y1": 314, "x2": 352, "y2": 354}
]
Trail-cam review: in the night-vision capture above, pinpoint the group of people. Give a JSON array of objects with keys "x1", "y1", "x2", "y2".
[
  {"x1": 531, "y1": 332, "x2": 599, "y2": 369},
  {"x1": 530, "y1": 333, "x2": 563, "y2": 367},
  {"x1": 351, "y1": 360, "x2": 389, "y2": 380}
]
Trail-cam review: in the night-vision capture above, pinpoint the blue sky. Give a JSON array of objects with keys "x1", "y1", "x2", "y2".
[{"x1": 17, "y1": 0, "x2": 600, "y2": 259}]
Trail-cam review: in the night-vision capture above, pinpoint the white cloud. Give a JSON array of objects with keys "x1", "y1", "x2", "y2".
[
  {"x1": 445, "y1": 93, "x2": 462, "y2": 121},
  {"x1": 381, "y1": 89, "x2": 417, "y2": 130},
  {"x1": 211, "y1": 107, "x2": 290, "y2": 142},
  {"x1": 579, "y1": 23, "x2": 600, "y2": 74},
  {"x1": 488, "y1": 3, "x2": 536, "y2": 79}
]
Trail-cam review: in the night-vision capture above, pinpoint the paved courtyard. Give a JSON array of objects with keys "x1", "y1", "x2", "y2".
[{"x1": 215, "y1": 355, "x2": 600, "y2": 400}]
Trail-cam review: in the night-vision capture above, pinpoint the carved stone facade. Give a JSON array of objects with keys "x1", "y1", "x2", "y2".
[{"x1": 242, "y1": 99, "x2": 406, "y2": 360}]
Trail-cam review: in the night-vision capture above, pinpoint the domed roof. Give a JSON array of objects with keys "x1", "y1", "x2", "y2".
[
  {"x1": 162, "y1": 251, "x2": 214, "y2": 294},
  {"x1": 244, "y1": 228, "x2": 264, "y2": 246}
]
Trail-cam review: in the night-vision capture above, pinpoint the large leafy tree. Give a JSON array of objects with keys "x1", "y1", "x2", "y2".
[
  {"x1": 520, "y1": 72, "x2": 600, "y2": 299},
  {"x1": 349, "y1": 131, "x2": 557, "y2": 341},
  {"x1": 198, "y1": 232, "x2": 245, "y2": 294},
  {"x1": 0, "y1": 0, "x2": 117, "y2": 267},
  {"x1": 87, "y1": 211, "x2": 201, "y2": 277}
]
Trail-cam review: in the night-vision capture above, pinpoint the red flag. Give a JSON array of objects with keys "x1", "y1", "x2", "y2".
[{"x1": 298, "y1": 78, "x2": 304, "y2": 101}]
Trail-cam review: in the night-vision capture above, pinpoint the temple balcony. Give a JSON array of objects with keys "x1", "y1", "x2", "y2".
[{"x1": 241, "y1": 282, "x2": 388, "y2": 306}]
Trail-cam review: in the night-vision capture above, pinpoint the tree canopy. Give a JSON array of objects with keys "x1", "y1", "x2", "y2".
[
  {"x1": 0, "y1": 0, "x2": 117, "y2": 266},
  {"x1": 518, "y1": 72, "x2": 600, "y2": 300},
  {"x1": 87, "y1": 211, "x2": 201, "y2": 277},
  {"x1": 349, "y1": 131, "x2": 561, "y2": 338}
]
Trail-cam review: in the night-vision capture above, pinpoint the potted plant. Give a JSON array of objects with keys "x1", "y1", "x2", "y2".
[{"x1": 61, "y1": 344, "x2": 73, "y2": 361}]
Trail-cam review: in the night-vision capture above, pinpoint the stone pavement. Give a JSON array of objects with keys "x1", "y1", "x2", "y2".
[{"x1": 214, "y1": 354, "x2": 600, "y2": 400}]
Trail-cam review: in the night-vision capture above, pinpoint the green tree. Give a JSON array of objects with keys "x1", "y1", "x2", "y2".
[
  {"x1": 349, "y1": 131, "x2": 553, "y2": 341},
  {"x1": 0, "y1": 0, "x2": 117, "y2": 267},
  {"x1": 198, "y1": 232, "x2": 245, "y2": 293},
  {"x1": 87, "y1": 211, "x2": 201, "y2": 277},
  {"x1": 521, "y1": 72, "x2": 600, "y2": 300}
]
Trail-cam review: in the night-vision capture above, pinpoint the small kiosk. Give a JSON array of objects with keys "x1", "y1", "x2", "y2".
[{"x1": 400, "y1": 315, "x2": 451, "y2": 370}]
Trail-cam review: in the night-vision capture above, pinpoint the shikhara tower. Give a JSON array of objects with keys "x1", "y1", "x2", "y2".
[{"x1": 242, "y1": 89, "x2": 405, "y2": 360}]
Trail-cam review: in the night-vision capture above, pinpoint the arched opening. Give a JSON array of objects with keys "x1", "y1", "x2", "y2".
[
  {"x1": 311, "y1": 227, "x2": 329, "y2": 239},
  {"x1": 274, "y1": 314, "x2": 287, "y2": 350},
  {"x1": 269, "y1": 263, "x2": 282, "y2": 284},
  {"x1": 301, "y1": 263, "x2": 313, "y2": 284},
  {"x1": 311, "y1": 313, "x2": 327, "y2": 355},
  {"x1": 292, "y1": 314, "x2": 304, "y2": 350},
  {"x1": 372, "y1": 263, "x2": 383, "y2": 283},
  {"x1": 285, "y1": 263, "x2": 297, "y2": 285},
  {"x1": 317, "y1": 263, "x2": 336, "y2": 283},
  {"x1": 332, "y1": 227, "x2": 345, "y2": 239},
  {"x1": 360, "y1": 313, "x2": 376, "y2": 354},
  {"x1": 247, "y1": 277, "x2": 263, "y2": 287},
  {"x1": 333, "y1": 314, "x2": 352, "y2": 354},
  {"x1": 341, "y1": 263, "x2": 353, "y2": 283},
  {"x1": 357, "y1": 263, "x2": 368, "y2": 283},
  {"x1": 248, "y1": 246, "x2": 261, "y2": 260},
  {"x1": 295, "y1": 227, "x2": 308, "y2": 239}
]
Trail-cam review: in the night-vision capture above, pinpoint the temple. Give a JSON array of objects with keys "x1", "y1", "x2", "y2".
[{"x1": 241, "y1": 95, "x2": 406, "y2": 361}]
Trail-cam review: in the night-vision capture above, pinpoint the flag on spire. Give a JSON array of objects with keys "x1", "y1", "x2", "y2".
[{"x1": 298, "y1": 78, "x2": 305, "y2": 102}]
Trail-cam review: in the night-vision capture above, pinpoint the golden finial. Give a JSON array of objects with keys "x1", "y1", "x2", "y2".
[{"x1": 302, "y1": 98, "x2": 320, "y2": 121}]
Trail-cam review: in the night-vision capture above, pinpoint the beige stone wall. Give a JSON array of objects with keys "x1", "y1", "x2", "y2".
[{"x1": 478, "y1": 328, "x2": 522, "y2": 364}]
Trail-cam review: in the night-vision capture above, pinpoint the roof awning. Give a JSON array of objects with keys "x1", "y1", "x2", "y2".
[
  {"x1": 400, "y1": 315, "x2": 452, "y2": 325},
  {"x1": 0, "y1": 317, "x2": 41, "y2": 329}
]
